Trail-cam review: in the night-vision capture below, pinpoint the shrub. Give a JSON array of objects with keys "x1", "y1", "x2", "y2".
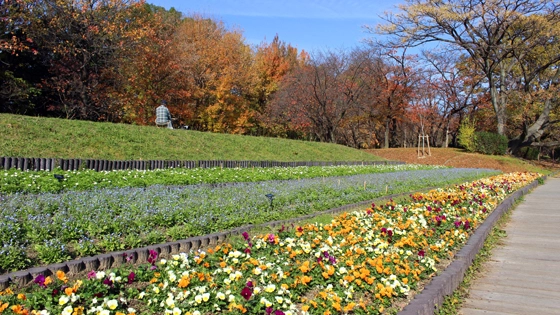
[
  {"x1": 474, "y1": 131, "x2": 508, "y2": 155},
  {"x1": 458, "y1": 118, "x2": 476, "y2": 152},
  {"x1": 519, "y1": 146, "x2": 540, "y2": 160}
]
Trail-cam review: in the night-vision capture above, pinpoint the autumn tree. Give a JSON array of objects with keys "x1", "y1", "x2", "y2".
[
  {"x1": 362, "y1": 48, "x2": 415, "y2": 148},
  {"x1": 413, "y1": 49, "x2": 487, "y2": 147},
  {"x1": 252, "y1": 36, "x2": 305, "y2": 111},
  {"x1": 338, "y1": 48, "x2": 413, "y2": 149},
  {"x1": 504, "y1": 12, "x2": 560, "y2": 153},
  {"x1": 35, "y1": 0, "x2": 147, "y2": 120},
  {"x1": 171, "y1": 16, "x2": 256, "y2": 133},
  {"x1": 1, "y1": 0, "x2": 45, "y2": 114},
  {"x1": 267, "y1": 49, "x2": 372, "y2": 144},
  {"x1": 375, "y1": 0, "x2": 560, "y2": 149},
  {"x1": 336, "y1": 48, "x2": 385, "y2": 148},
  {"x1": 114, "y1": 3, "x2": 182, "y2": 124}
]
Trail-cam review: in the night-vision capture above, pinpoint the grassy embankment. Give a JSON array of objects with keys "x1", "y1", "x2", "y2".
[
  {"x1": 1, "y1": 113, "x2": 555, "y2": 174},
  {"x1": 0, "y1": 114, "x2": 382, "y2": 162}
]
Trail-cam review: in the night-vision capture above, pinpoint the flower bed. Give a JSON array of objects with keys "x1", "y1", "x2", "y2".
[
  {"x1": 0, "y1": 172, "x2": 540, "y2": 315},
  {"x1": 0, "y1": 164, "x2": 440, "y2": 194},
  {"x1": 0, "y1": 168, "x2": 497, "y2": 273}
]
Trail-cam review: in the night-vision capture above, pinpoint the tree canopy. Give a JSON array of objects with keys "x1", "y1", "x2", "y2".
[
  {"x1": 2, "y1": 0, "x2": 559, "y2": 156},
  {"x1": 375, "y1": 0, "x2": 560, "y2": 151}
]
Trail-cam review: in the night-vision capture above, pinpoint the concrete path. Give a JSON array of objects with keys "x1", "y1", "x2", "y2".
[{"x1": 459, "y1": 177, "x2": 560, "y2": 315}]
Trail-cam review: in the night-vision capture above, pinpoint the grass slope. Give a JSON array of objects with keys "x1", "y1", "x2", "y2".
[{"x1": 0, "y1": 114, "x2": 383, "y2": 162}]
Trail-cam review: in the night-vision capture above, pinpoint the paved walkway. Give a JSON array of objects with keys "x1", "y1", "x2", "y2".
[{"x1": 459, "y1": 177, "x2": 560, "y2": 315}]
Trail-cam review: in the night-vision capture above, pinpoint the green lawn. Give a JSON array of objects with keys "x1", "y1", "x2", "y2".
[{"x1": 0, "y1": 114, "x2": 384, "y2": 162}]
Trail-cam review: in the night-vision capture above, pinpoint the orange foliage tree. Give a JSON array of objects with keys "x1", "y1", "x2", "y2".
[
  {"x1": 112, "y1": 3, "x2": 183, "y2": 125},
  {"x1": 170, "y1": 16, "x2": 256, "y2": 133},
  {"x1": 252, "y1": 35, "x2": 307, "y2": 126},
  {"x1": 34, "y1": 0, "x2": 147, "y2": 120}
]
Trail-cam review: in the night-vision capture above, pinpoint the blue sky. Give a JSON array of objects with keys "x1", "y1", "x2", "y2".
[{"x1": 146, "y1": 0, "x2": 404, "y2": 53}]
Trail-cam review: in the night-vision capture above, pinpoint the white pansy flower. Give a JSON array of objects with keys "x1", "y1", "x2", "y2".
[
  {"x1": 70, "y1": 293, "x2": 79, "y2": 303},
  {"x1": 202, "y1": 293, "x2": 210, "y2": 302},
  {"x1": 264, "y1": 284, "x2": 276, "y2": 293},
  {"x1": 168, "y1": 271, "x2": 177, "y2": 282},
  {"x1": 58, "y1": 295, "x2": 69, "y2": 306},
  {"x1": 165, "y1": 295, "x2": 175, "y2": 308},
  {"x1": 106, "y1": 299, "x2": 118, "y2": 310},
  {"x1": 260, "y1": 297, "x2": 273, "y2": 307},
  {"x1": 229, "y1": 251, "x2": 242, "y2": 258},
  {"x1": 61, "y1": 306, "x2": 73, "y2": 315},
  {"x1": 95, "y1": 271, "x2": 106, "y2": 280}
]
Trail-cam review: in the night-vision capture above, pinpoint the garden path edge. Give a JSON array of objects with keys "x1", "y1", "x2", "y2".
[{"x1": 397, "y1": 176, "x2": 543, "y2": 315}]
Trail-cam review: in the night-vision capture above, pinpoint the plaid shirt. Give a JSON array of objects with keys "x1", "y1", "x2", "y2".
[{"x1": 155, "y1": 105, "x2": 172, "y2": 124}]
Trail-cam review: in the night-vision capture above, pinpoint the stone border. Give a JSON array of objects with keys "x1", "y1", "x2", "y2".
[
  {"x1": 0, "y1": 156, "x2": 403, "y2": 172},
  {"x1": 398, "y1": 177, "x2": 543, "y2": 315}
]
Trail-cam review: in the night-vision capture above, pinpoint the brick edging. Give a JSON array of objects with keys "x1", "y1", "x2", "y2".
[
  {"x1": 398, "y1": 177, "x2": 544, "y2": 315},
  {"x1": 0, "y1": 156, "x2": 404, "y2": 172}
]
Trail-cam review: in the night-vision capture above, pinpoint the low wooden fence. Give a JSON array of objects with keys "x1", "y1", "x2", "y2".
[{"x1": 0, "y1": 156, "x2": 404, "y2": 172}]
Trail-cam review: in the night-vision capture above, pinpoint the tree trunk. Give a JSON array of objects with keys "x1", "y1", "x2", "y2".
[
  {"x1": 488, "y1": 62, "x2": 507, "y2": 136},
  {"x1": 509, "y1": 98, "x2": 553, "y2": 154},
  {"x1": 444, "y1": 124, "x2": 449, "y2": 148},
  {"x1": 384, "y1": 118, "x2": 390, "y2": 148}
]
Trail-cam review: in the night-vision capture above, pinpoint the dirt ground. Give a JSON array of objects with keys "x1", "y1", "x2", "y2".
[{"x1": 366, "y1": 147, "x2": 560, "y2": 174}]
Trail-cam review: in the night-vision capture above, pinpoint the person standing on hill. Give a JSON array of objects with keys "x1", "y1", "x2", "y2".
[{"x1": 155, "y1": 100, "x2": 173, "y2": 129}]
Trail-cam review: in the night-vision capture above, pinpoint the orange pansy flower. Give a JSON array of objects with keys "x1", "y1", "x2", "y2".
[
  {"x1": 299, "y1": 261, "x2": 311, "y2": 273},
  {"x1": 332, "y1": 302, "x2": 342, "y2": 311},
  {"x1": 64, "y1": 287, "x2": 74, "y2": 296},
  {"x1": 56, "y1": 270, "x2": 68, "y2": 283},
  {"x1": 343, "y1": 302, "x2": 356, "y2": 312}
]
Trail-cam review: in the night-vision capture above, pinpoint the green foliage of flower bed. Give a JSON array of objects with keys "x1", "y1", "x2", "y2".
[
  {"x1": 1, "y1": 164, "x2": 440, "y2": 194},
  {"x1": 0, "y1": 167, "x2": 499, "y2": 273}
]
